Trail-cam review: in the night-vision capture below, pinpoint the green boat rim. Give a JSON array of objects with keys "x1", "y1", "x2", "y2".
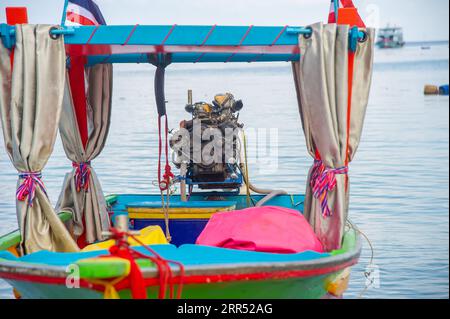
[
  {"x1": 0, "y1": 211, "x2": 73, "y2": 251},
  {"x1": 0, "y1": 228, "x2": 361, "y2": 284},
  {"x1": 0, "y1": 196, "x2": 360, "y2": 294}
]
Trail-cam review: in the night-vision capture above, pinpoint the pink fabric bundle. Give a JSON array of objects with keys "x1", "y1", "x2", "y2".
[{"x1": 196, "y1": 206, "x2": 324, "y2": 254}]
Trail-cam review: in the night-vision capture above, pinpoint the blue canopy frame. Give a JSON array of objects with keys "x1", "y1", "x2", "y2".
[
  {"x1": 0, "y1": 21, "x2": 366, "y2": 133},
  {"x1": 0, "y1": 24, "x2": 365, "y2": 65}
]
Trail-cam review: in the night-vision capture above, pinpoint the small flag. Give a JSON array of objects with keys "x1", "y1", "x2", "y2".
[{"x1": 64, "y1": 0, "x2": 106, "y2": 26}]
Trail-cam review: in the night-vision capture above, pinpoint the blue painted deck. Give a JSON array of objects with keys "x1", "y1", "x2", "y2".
[
  {"x1": 109, "y1": 194, "x2": 304, "y2": 215},
  {"x1": 108, "y1": 194, "x2": 304, "y2": 247}
]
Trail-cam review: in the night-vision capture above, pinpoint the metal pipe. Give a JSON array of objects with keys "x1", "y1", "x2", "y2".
[
  {"x1": 60, "y1": 0, "x2": 70, "y2": 27},
  {"x1": 285, "y1": 27, "x2": 313, "y2": 35},
  {"x1": 0, "y1": 25, "x2": 366, "y2": 41},
  {"x1": 188, "y1": 89, "x2": 193, "y2": 105},
  {"x1": 50, "y1": 27, "x2": 75, "y2": 36},
  {"x1": 115, "y1": 215, "x2": 130, "y2": 233},
  {"x1": 179, "y1": 89, "x2": 193, "y2": 202},
  {"x1": 286, "y1": 26, "x2": 366, "y2": 39},
  {"x1": 0, "y1": 25, "x2": 76, "y2": 36},
  {"x1": 238, "y1": 162, "x2": 288, "y2": 206},
  {"x1": 239, "y1": 162, "x2": 287, "y2": 194},
  {"x1": 255, "y1": 190, "x2": 288, "y2": 207},
  {"x1": 237, "y1": 129, "x2": 288, "y2": 206},
  {"x1": 101, "y1": 215, "x2": 140, "y2": 243},
  {"x1": 180, "y1": 162, "x2": 188, "y2": 202}
]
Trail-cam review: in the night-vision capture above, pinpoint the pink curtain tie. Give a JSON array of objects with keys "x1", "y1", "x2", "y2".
[
  {"x1": 16, "y1": 172, "x2": 47, "y2": 207},
  {"x1": 72, "y1": 161, "x2": 91, "y2": 192},
  {"x1": 310, "y1": 160, "x2": 349, "y2": 218}
]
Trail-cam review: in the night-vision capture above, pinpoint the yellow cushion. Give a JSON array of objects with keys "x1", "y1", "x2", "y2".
[{"x1": 82, "y1": 226, "x2": 168, "y2": 252}]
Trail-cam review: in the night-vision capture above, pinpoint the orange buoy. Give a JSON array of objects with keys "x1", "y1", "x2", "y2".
[{"x1": 424, "y1": 85, "x2": 439, "y2": 95}]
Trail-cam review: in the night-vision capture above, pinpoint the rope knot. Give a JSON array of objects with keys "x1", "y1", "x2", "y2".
[
  {"x1": 159, "y1": 164, "x2": 174, "y2": 191},
  {"x1": 73, "y1": 161, "x2": 91, "y2": 192},
  {"x1": 100, "y1": 227, "x2": 184, "y2": 299},
  {"x1": 16, "y1": 171, "x2": 46, "y2": 207},
  {"x1": 310, "y1": 160, "x2": 348, "y2": 218}
]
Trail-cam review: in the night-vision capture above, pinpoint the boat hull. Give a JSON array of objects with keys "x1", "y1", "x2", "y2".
[
  {"x1": 376, "y1": 41, "x2": 405, "y2": 49},
  {"x1": 2, "y1": 269, "x2": 350, "y2": 299},
  {"x1": 0, "y1": 194, "x2": 361, "y2": 299}
]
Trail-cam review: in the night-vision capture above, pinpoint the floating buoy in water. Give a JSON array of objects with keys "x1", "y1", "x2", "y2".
[
  {"x1": 424, "y1": 84, "x2": 449, "y2": 96},
  {"x1": 424, "y1": 85, "x2": 439, "y2": 95},
  {"x1": 439, "y1": 85, "x2": 449, "y2": 96}
]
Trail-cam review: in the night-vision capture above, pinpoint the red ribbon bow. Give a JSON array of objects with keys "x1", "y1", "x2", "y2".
[
  {"x1": 73, "y1": 162, "x2": 91, "y2": 192},
  {"x1": 16, "y1": 172, "x2": 47, "y2": 207},
  {"x1": 310, "y1": 160, "x2": 348, "y2": 218},
  {"x1": 101, "y1": 228, "x2": 184, "y2": 299}
]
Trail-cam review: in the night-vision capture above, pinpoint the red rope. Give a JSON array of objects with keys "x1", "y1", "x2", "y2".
[
  {"x1": 72, "y1": 162, "x2": 91, "y2": 192},
  {"x1": 128, "y1": 234, "x2": 185, "y2": 299},
  {"x1": 345, "y1": 52, "x2": 355, "y2": 168},
  {"x1": 344, "y1": 51, "x2": 356, "y2": 191},
  {"x1": 164, "y1": 116, "x2": 170, "y2": 168},
  {"x1": 158, "y1": 115, "x2": 174, "y2": 192},
  {"x1": 107, "y1": 245, "x2": 147, "y2": 299},
  {"x1": 104, "y1": 228, "x2": 185, "y2": 299}
]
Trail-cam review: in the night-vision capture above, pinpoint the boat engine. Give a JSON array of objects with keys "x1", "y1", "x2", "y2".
[{"x1": 171, "y1": 93, "x2": 244, "y2": 192}]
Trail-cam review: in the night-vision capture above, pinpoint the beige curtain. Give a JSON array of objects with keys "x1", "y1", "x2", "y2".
[
  {"x1": 56, "y1": 64, "x2": 113, "y2": 244},
  {"x1": 292, "y1": 22, "x2": 374, "y2": 251},
  {"x1": 0, "y1": 25, "x2": 79, "y2": 254}
]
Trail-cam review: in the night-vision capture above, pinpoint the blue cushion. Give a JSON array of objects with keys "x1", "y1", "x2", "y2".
[{"x1": 175, "y1": 245, "x2": 328, "y2": 265}]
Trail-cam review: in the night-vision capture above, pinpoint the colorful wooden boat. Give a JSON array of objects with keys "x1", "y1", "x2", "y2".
[
  {"x1": 0, "y1": 2, "x2": 373, "y2": 299},
  {"x1": 376, "y1": 26, "x2": 406, "y2": 49},
  {"x1": 0, "y1": 195, "x2": 361, "y2": 299}
]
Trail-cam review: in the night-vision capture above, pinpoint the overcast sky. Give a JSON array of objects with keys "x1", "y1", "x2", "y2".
[{"x1": 1, "y1": 0, "x2": 448, "y2": 41}]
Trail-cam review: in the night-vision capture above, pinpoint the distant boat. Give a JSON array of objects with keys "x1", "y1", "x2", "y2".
[{"x1": 376, "y1": 26, "x2": 405, "y2": 49}]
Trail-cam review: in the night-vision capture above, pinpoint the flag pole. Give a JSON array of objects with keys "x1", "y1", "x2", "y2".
[
  {"x1": 60, "y1": 0, "x2": 69, "y2": 26},
  {"x1": 334, "y1": 0, "x2": 339, "y2": 22}
]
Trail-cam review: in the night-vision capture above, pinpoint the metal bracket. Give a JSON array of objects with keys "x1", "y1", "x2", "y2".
[
  {"x1": 0, "y1": 24, "x2": 75, "y2": 49},
  {"x1": 349, "y1": 27, "x2": 360, "y2": 52},
  {"x1": 287, "y1": 25, "x2": 367, "y2": 48},
  {"x1": 0, "y1": 24, "x2": 14, "y2": 49},
  {"x1": 302, "y1": 27, "x2": 313, "y2": 39}
]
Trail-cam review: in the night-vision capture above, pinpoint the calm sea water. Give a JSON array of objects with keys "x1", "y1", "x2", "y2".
[{"x1": 0, "y1": 43, "x2": 448, "y2": 299}]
